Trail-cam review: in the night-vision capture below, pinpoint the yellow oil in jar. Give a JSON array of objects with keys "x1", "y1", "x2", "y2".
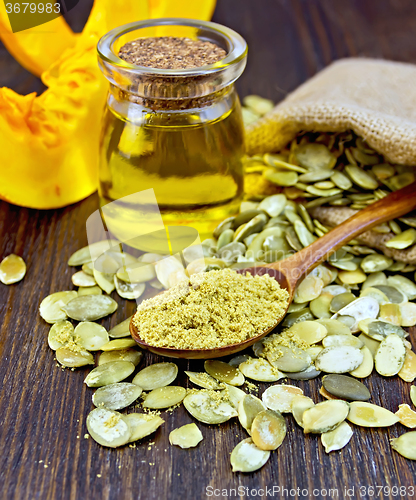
[{"x1": 98, "y1": 91, "x2": 245, "y2": 245}]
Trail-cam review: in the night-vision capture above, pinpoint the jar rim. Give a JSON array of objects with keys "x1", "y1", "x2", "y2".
[{"x1": 97, "y1": 18, "x2": 248, "y2": 77}]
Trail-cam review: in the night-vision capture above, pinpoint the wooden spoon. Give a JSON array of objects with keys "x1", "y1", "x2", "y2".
[{"x1": 130, "y1": 180, "x2": 416, "y2": 359}]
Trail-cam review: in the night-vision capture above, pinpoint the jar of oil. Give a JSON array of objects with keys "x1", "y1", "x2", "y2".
[{"x1": 97, "y1": 19, "x2": 247, "y2": 244}]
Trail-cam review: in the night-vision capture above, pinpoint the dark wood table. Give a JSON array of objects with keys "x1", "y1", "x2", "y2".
[{"x1": 1, "y1": 1, "x2": 416, "y2": 499}]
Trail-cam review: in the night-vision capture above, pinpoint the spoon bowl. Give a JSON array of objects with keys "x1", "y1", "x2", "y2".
[{"x1": 130, "y1": 181, "x2": 416, "y2": 359}]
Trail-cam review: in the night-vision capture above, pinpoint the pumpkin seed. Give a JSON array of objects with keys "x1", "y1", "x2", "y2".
[
  {"x1": 319, "y1": 387, "x2": 340, "y2": 400},
  {"x1": 379, "y1": 303, "x2": 402, "y2": 325},
  {"x1": 230, "y1": 438, "x2": 270, "y2": 472},
  {"x1": 217, "y1": 242, "x2": 246, "y2": 264},
  {"x1": 306, "y1": 186, "x2": 342, "y2": 197},
  {"x1": 71, "y1": 271, "x2": 96, "y2": 287},
  {"x1": 344, "y1": 164, "x2": 378, "y2": 190},
  {"x1": 387, "y1": 275, "x2": 416, "y2": 300},
  {"x1": 124, "y1": 413, "x2": 164, "y2": 442},
  {"x1": 213, "y1": 216, "x2": 235, "y2": 238},
  {"x1": 108, "y1": 316, "x2": 133, "y2": 338},
  {"x1": 92, "y1": 269, "x2": 115, "y2": 294},
  {"x1": 375, "y1": 334, "x2": 406, "y2": 376},
  {"x1": 330, "y1": 170, "x2": 353, "y2": 190},
  {"x1": 321, "y1": 421, "x2": 353, "y2": 453},
  {"x1": 338, "y1": 269, "x2": 367, "y2": 285},
  {"x1": 244, "y1": 94, "x2": 274, "y2": 114},
  {"x1": 62, "y1": 295, "x2": 118, "y2": 322},
  {"x1": 74, "y1": 322, "x2": 109, "y2": 351},
  {"x1": 264, "y1": 169, "x2": 298, "y2": 187},
  {"x1": 185, "y1": 371, "x2": 222, "y2": 390},
  {"x1": 315, "y1": 346, "x2": 364, "y2": 373},
  {"x1": 133, "y1": 363, "x2": 178, "y2": 391},
  {"x1": 78, "y1": 286, "x2": 103, "y2": 296},
  {"x1": 239, "y1": 357, "x2": 284, "y2": 382},
  {"x1": 360, "y1": 255, "x2": 393, "y2": 273},
  {"x1": 266, "y1": 345, "x2": 312, "y2": 373},
  {"x1": 228, "y1": 354, "x2": 251, "y2": 368},
  {"x1": 330, "y1": 259, "x2": 358, "y2": 271},
  {"x1": 262, "y1": 384, "x2": 304, "y2": 413},
  {"x1": 358, "y1": 333, "x2": 380, "y2": 357},
  {"x1": 348, "y1": 402, "x2": 399, "y2": 427},
  {"x1": 373, "y1": 285, "x2": 406, "y2": 304},
  {"x1": 337, "y1": 316, "x2": 356, "y2": 329},
  {"x1": 169, "y1": 423, "x2": 203, "y2": 449},
  {"x1": 100, "y1": 338, "x2": 137, "y2": 351},
  {"x1": 114, "y1": 277, "x2": 146, "y2": 300},
  {"x1": 183, "y1": 390, "x2": 237, "y2": 424},
  {"x1": 282, "y1": 309, "x2": 314, "y2": 328},
  {"x1": 251, "y1": 410, "x2": 287, "y2": 451},
  {"x1": 299, "y1": 170, "x2": 333, "y2": 183},
  {"x1": 349, "y1": 346, "x2": 374, "y2": 378},
  {"x1": 264, "y1": 155, "x2": 306, "y2": 173},
  {"x1": 399, "y1": 302, "x2": 416, "y2": 327},
  {"x1": 303, "y1": 400, "x2": 350, "y2": 434},
  {"x1": 411, "y1": 386, "x2": 416, "y2": 407},
  {"x1": 385, "y1": 229, "x2": 416, "y2": 249},
  {"x1": 98, "y1": 348, "x2": 142, "y2": 367},
  {"x1": 204, "y1": 360, "x2": 245, "y2": 386},
  {"x1": 315, "y1": 318, "x2": 351, "y2": 336},
  {"x1": 362, "y1": 272, "x2": 387, "y2": 290},
  {"x1": 56, "y1": 346, "x2": 94, "y2": 367},
  {"x1": 314, "y1": 181, "x2": 336, "y2": 190},
  {"x1": 143, "y1": 386, "x2": 186, "y2": 409},
  {"x1": 398, "y1": 350, "x2": 416, "y2": 383},
  {"x1": 223, "y1": 383, "x2": 246, "y2": 409},
  {"x1": 294, "y1": 220, "x2": 317, "y2": 247},
  {"x1": 0, "y1": 254, "x2": 26, "y2": 285},
  {"x1": 309, "y1": 293, "x2": 332, "y2": 319},
  {"x1": 154, "y1": 256, "x2": 185, "y2": 289},
  {"x1": 390, "y1": 432, "x2": 416, "y2": 460},
  {"x1": 291, "y1": 396, "x2": 315, "y2": 427},
  {"x1": 331, "y1": 297, "x2": 379, "y2": 332},
  {"x1": 322, "y1": 374, "x2": 370, "y2": 401},
  {"x1": 294, "y1": 275, "x2": 324, "y2": 303},
  {"x1": 258, "y1": 194, "x2": 287, "y2": 217},
  {"x1": 84, "y1": 361, "x2": 135, "y2": 387},
  {"x1": 295, "y1": 143, "x2": 336, "y2": 170},
  {"x1": 367, "y1": 320, "x2": 407, "y2": 340},
  {"x1": 68, "y1": 240, "x2": 120, "y2": 266},
  {"x1": 48, "y1": 320, "x2": 74, "y2": 350},
  {"x1": 322, "y1": 334, "x2": 364, "y2": 349},
  {"x1": 285, "y1": 226, "x2": 303, "y2": 252},
  {"x1": 329, "y1": 292, "x2": 356, "y2": 313},
  {"x1": 238, "y1": 394, "x2": 267, "y2": 433},
  {"x1": 39, "y1": 291, "x2": 78, "y2": 323},
  {"x1": 282, "y1": 365, "x2": 322, "y2": 380},
  {"x1": 359, "y1": 287, "x2": 389, "y2": 305},
  {"x1": 92, "y1": 382, "x2": 142, "y2": 410},
  {"x1": 137, "y1": 253, "x2": 164, "y2": 264},
  {"x1": 82, "y1": 262, "x2": 94, "y2": 275},
  {"x1": 217, "y1": 229, "x2": 234, "y2": 249},
  {"x1": 395, "y1": 404, "x2": 416, "y2": 428},
  {"x1": 288, "y1": 320, "x2": 327, "y2": 344},
  {"x1": 86, "y1": 408, "x2": 130, "y2": 448}
]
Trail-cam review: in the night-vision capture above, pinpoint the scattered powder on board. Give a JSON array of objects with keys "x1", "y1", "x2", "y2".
[{"x1": 132, "y1": 269, "x2": 289, "y2": 349}]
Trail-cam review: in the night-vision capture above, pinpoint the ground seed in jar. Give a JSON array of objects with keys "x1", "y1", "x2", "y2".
[
  {"x1": 132, "y1": 269, "x2": 289, "y2": 349},
  {"x1": 118, "y1": 37, "x2": 227, "y2": 69}
]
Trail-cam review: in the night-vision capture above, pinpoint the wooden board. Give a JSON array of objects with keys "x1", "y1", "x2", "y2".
[{"x1": 1, "y1": 1, "x2": 416, "y2": 498}]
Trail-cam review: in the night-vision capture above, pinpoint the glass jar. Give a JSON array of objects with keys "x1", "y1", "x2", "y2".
[{"x1": 97, "y1": 18, "x2": 247, "y2": 243}]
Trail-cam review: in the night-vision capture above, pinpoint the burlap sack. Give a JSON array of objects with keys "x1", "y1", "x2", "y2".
[{"x1": 246, "y1": 58, "x2": 416, "y2": 165}]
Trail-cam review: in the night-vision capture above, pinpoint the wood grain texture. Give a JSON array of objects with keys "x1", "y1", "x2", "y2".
[{"x1": 1, "y1": 1, "x2": 416, "y2": 499}]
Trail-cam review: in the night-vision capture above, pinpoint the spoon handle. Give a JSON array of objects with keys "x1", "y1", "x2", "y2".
[{"x1": 268, "y1": 180, "x2": 416, "y2": 290}]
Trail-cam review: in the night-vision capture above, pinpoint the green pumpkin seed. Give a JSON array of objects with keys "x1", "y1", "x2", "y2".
[
  {"x1": 267, "y1": 345, "x2": 312, "y2": 373},
  {"x1": 330, "y1": 170, "x2": 353, "y2": 190},
  {"x1": 262, "y1": 384, "x2": 304, "y2": 413},
  {"x1": 360, "y1": 254, "x2": 393, "y2": 273},
  {"x1": 282, "y1": 366, "x2": 322, "y2": 380},
  {"x1": 84, "y1": 361, "x2": 135, "y2": 387},
  {"x1": 373, "y1": 285, "x2": 406, "y2": 304},
  {"x1": 239, "y1": 357, "x2": 284, "y2": 382},
  {"x1": 143, "y1": 386, "x2": 186, "y2": 409},
  {"x1": 185, "y1": 371, "x2": 222, "y2": 390},
  {"x1": 315, "y1": 346, "x2": 364, "y2": 373},
  {"x1": 282, "y1": 309, "x2": 314, "y2": 328},
  {"x1": 258, "y1": 194, "x2": 287, "y2": 217},
  {"x1": 132, "y1": 362, "x2": 178, "y2": 390},
  {"x1": 330, "y1": 259, "x2": 358, "y2": 271},
  {"x1": 77, "y1": 286, "x2": 102, "y2": 296},
  {"x1": 344, "y1": 164, "x2": 378, "y2": 190},
  {"x1": 288, "y1": 320, "x2": 327, "y2": 344},
  {"x1": 295, "y1": 143, "x2": 336, "y2": 170},
  {"x1": 213, "y1": 217, "x2": 235, "y2": 238},
  {"x1": 100, "y1": 338, "x2": 136, "y2": 351},
  {"x1": 321, "y1": 421, "x2": 353, "y2": 453},
  {"x1": 332, "y1": 297, "x2": 379, "y2": 332},
  {"x1": 72, "y1": 271, "x2": 96, "y2": 287},
  {"x1": 294, "y1": 220, "x2": 317, "y2": 247},
  {"x1": 315, "y1": 318, "x2": 351, "y2": 336},
  {"x1": 48, "y1": 320, "x2": 74, "y2": 350},
  {"x1": 322, "y1": 374, "x2": 370, "y2": 401},
  {"x1": 92, "y1": 382, "x2": 142, "y2": 410},
  {"x1": 347, "y1": 402, "x2": 399, "y2": 427},
  {"x1": 68, "y1": 240, "x2": 119, "y2": 266},
  {"x1": 217, "y1": 229, "x2": 234, "y2": 249},
  {"x1": 359, "y1": 287, "x2": 389, "y2": 305},
  {"x1": 124, "y1": 413, "x2": 164, "y2": 442},
  {"x1": 234, "y1": 214, "x2": 268, "y2": 242},
  {"x1": 169, "y1": 423, "x2": 203, "y2": 449},
  {"x1": 361, "y1": 271, "x2": 387, "y2": 290},
  {"x1": 56, "y1": 346, "x2": 94, "y2": 367},
  {"x1": 306, "y1": 186, "x2": 342, "y2": 197},
  {"x1": 387, "y1": 275, "x2": 416, "y2": 300},
  {"x1": 108, "y1": 316, "x2": 133, "y2": 338},
  {"x1": 387, "y1": 172, "x2": 415, "y2": 191},
  {"x1": 183, "y1": 390, "x2": 237, "y2": 424},
  {"x1": 230, "y1": 438, "x2": 270, "y2": 472},
  {"x1": 385, "y1": 229, "x2": 416, "y2": 249},
  {"x1": 205, "y1": 360, "x2": 245, "y2": 386},
  {"x1": 238, "y1": 395, "x2": 266, "y2": 433},
  {"x1": 228, "y1": 354, "x2": 251, "y2": 367},
  {"x1": 264, "y1": 156, "x2": 307, "y2": 173},
  {"x1": 329, "y1": 292, "x2": 356, "y2": 313},
  {"x1": 390, "y1": 432, "x2": 416, "y2": 460},
  {"x1": 63, "y1": 295, "x2": 118, "y2": 322},
  {"x1": 98, "y1": 348, "x2": 142, "y2": 367},
  {"x1": 337, "y1": 269, "x2": 367, "y2": 285},
  {"x1": 86, "y1": 408, "x2": 130, "y2": 448},
  {"x1": 264, "y1": 169, "x2": 298, "y2": 187},
  {"x1": 294, "y1": 275, "x2": 324, "y2": 303},
  {"x1": 92, "y1": 269, "x2": 115, "y2": 294},
  {"x1": 303, "y1": 400, "x2": 350, "y2": 434},
  {"x1": 232, "y1": 210, "x2": 263, "y2": 229},
  {"x1": 74, "y1": 322, "x2": 109, "y2": 351},
  {"x1": 39, "y1": 291, "x2": 78, "y2": 324},
  {"x1": 114, "y1": 276, "x2": 146, "y2": 300},
  {"x1": 374, "y1": 334, "x2": 406, "y2": 376},
  {"x1": 314, "y1": 181, "x2": 336, "y2": 190},
  {"x1": 299, "y1": 170, "x2": 333, "y2": 183},
  {"x1": 217, "y1": 242, "x2": 246, "y2": 264},
  {"x1": 251, "y1": 410, "x2": 287, "y2": 451},
  {"x1": 322, "y1": 334, "x2": 364, "y2": 349},
  {"x1": 358, "y1": 333, "x2": 380, "y2": 356},
  {"x1": 93, "y1": 254, "x2": 119, "y2": 275}
]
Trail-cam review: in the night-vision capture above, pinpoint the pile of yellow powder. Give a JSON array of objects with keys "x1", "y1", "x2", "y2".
[{"x1": 132, "y1": 269, "x2": 289, "y2": 349}]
